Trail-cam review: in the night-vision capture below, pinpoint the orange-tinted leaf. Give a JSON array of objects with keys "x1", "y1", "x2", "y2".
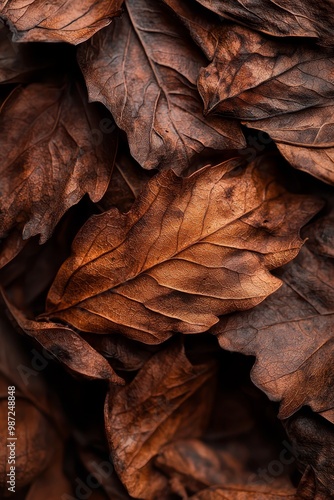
[{"x1": 44, "y1": 157, "x2": 320, "y2": 344}]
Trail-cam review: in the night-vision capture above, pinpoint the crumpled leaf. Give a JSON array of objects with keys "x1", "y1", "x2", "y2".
[
  {"x1": 3, "y1": 293, "x2": 124, "y2": 385},
  {"x1": 0, "y1": 0, "x2": 123, "y2": 44},
  {"x1": 243, "y1": 106, "x2": 334, "y2": 184},
  {"x1": 105, "y1": 339, "x2": 217, "y2": 499},
  {"x1": 194, "y1": 0, "x2": 334, "y2": 47},
  {"x1": 198, "y1": 24, "x2": 334, "y2": 120},
  {"x1": 78, "y1": 0, "x2": 246, "y2": 173},
  {"x1": 0, "y1": 79, "x2": 117, "y2": 243},
  {"x1": 284, "y1": 409, "x2": 334, "y2": 499},
  {"x1": 43, "y1": 157, "x2": 320, "y2": 344},
  {"x1": 215, "y1": 207, "x2": 334, "y2": 423}
]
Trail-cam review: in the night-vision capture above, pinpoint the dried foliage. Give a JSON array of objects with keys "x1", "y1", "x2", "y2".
[{"x1": 0, "y1": 0, "x2": 333, "y2": 499}]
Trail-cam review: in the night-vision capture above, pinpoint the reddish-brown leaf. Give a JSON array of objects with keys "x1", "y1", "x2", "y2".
[
  {"x1": 43, "y1": 157, "x2": 320, "y2": 344},
  {"x1": 3, "y1": 294, "x2": 124, "y2": 384},
  {"x1": 198, "y1": 25, "x2": 334, "y2": 120},
  {"x1": 243, "y1": 106, "x2": 334, "y2": 184},
  {"x1": 0, "y1": 0, "x2": 123, "y2": 44},
  {"x1": 78, "y1": 0, "x2": 246, "y2": 172},
  {"x1": 193, "y1": 0, "x2": 334, "y2": 46},
  {"x1": 215, "y1": 208, "x2": 334, "y2": 423},
  {"x1": 105, "y1": 339, "x2": 217, "y2": 499},
  {"x1": 190, "y1": 484, "x2": 296, "y2": 499},
  {"x1": 0, "y1": 79, "x2": 117, "y2": 243}
]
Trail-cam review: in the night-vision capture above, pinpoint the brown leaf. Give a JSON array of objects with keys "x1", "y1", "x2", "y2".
[
  {"x1": 0, "y1": 0, "x2": 123, "y2": 44},
  {"x1": 284, "y1": 409, "x2": 334, "y2": 499},
  {"x1": 155, "y1": 439, "x2": 238, "y2": 497},
  {"x1": 190, "y1": 484, "x2": 296, "y2": 499},
  {"x1": 243, "y1": 106, "x2": 334, "y2": 184},
  {"x1": 3, "y1": 294, "x2": 124, "y2": 384},
  {"x1": 0, "y1": 311, "x2": 68, "y2": 497},
  {"x1": 193, "y1": 0, "x2": 334, "y2": 47},
  {"x1": 215, "y1": 208, "x2": 334, "y2": 423},
  {"x1": 198, "y1": 24, "x2": 334, "y2": 120},
  {"x1": 98, "y1": 150, "x2": 154, "y2": 213},
  {"x1": 105, "y1": 339, "x2": 217, "y2": 498},
  {"x1": 0, "y1": 79, "x2": 117, "y2": 243},
  {"x1": 78, "y1": 0, "x2": 246, "y2": 172},
  {"x1": 43, "y1": 157, "x2": 320, "y2": 344}
]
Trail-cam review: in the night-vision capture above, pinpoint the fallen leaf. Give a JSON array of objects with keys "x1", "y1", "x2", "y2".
[
  {"x1": 193, "y1": 0, "x2": 334, "y2": 47},
  {"x1": 198, "y1": 24, "x2": 334, "y2": 120},
  {"x1": 243, "y1": 106, "x2": 334, "y2": 184},
  {"x1": 215, "y1": 207, "x2": 334, "y2": 423},
  {"x1": 284, "y1": 409, "x2": 334, "y2": 499},
  {"x1": 190, "y1": 484, "x2": 296, "y2": 499},
  {"x1": 0, "y1": 310, "x2": 67, "y2": 497},
  {"x1": 105, "y1": 339, "x2": 217, "y2": 498},
  {"x1": 0, "y1": 0, "x2": 123, "y2": 44},
  {"x1": 0, "y1": 79, "x2": 117, "y2": 243},
  {"x1": 3, "y1": 294, "x2": 124, "y2": 385},
  {"x1": 44, "y1": 157, "x2": 320, "y2": 344},
  {"x1": 78, "y1": 0, "x2": 246, "y2": 172}
]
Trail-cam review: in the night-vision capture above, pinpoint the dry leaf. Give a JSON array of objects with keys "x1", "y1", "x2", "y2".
[
  {"x1": 0, "y1": 311, "x2": 68, "y2": 497},
  {"x1": 190, "y1": 484, "x2": 296, "y2": 499},
  {"x1": 78, "y1": 0, "x2": 246, "y2": 172},
  {"x1": 215, "y1": 207, "x2": 334, "y2": 423},
  {"x1": 285, "y1": 409, "x2": 334, "y2": 499},
  {"x1": 243, "y1": 106, "x2": 334, "y2": 184},
  {"x1": 0, "y1": 0, "x2": 123, "y2": 44},
  {"x1": 3, "y1": 294, "x2": 124, "y2": 385},
  {"x1": 198, "y1": 24, "x2": 334, "y2": 120},
  {"x1": 193, "y1": 0, "x2": 334, "y2": 46},
  {"x1": 0, "y1": 79, "x2": 117, "y2": 243},
  {"x1": 105, "y1": 339, "x2": 216, "y2": 498},
  {"x1": 44, "y1": 157, "x2": 320, "y2": 344}
]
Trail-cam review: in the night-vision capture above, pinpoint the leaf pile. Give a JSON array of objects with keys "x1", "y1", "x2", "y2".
[{"x1": 0, "y1": 1, "x2": 333, "y2": 499}]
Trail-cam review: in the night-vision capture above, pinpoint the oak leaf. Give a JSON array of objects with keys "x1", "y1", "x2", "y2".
[
  {"x1": 190, "y1": 485, "x2": 296, "y2": 499},
  {"x1": 0, "y1": 0, "x2": 123, "y2": 44},
  {"x1": 44, "y1": 157, "x2": 320, "y2": 344},
  {"x1": 215, "y1": 209, "x2": 334, "y2": 423},
  {"x1": 78, "y1": 0, "x2": 246, "y2": 172},
  {"x1": 0, "y1": 80, "x2": 117, "y2": 243}
]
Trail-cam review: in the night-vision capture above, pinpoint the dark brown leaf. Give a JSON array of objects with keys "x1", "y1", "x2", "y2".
[
  {"x1": 0, "y1": 79, "x2": 117, "y2": 243},
  {"x1": 0, "y1": 0, "x2": 123, "y2": 44},
  {"x1": 194, "y1": 0, "x2": 334, "y2": 47},
  {"x1": 78, "y1": 0, "x2": 246, "y2": 172},
  {"x1": 0, "y1": 311, "x2": 69, "y2": 497},
  {"x1": 284, "y1": 410, "x2": 334, "y2": 499},
  {"x1": 198, "y1": 25, "x2": 334, "y2": 120},
  {"x1": 105, "y1": 339, "x2": 217, "y2": 498},
  {"x1": 215, "y1": 208, "x2": 334, "y2": 423},
  {"x1": 43, "y1": 157, "x2": 320, "y2": 344},
  {"x1": 3, "y1": 294, "x2": 124, "y2": 384}
]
